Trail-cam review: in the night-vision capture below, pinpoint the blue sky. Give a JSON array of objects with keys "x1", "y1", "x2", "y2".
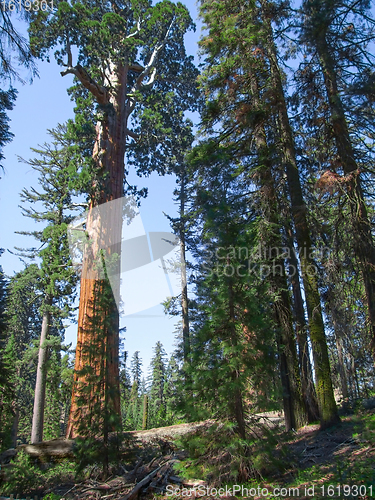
[{"x1": 0, "y1": 0, "x2": 202, "y2": 374}]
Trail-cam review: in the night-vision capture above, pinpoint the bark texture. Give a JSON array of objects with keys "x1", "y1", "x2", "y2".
[
  {"x1": 67, "y1": 64, "x2": 130, "y2": 438},
  {"x1": 261, "y1": 1, "x2": 340, "y2": 428},
  {"x1": 315, "y1": 30, "x2": 375, "y2": 363},
  {"x1": 250, "y1": 74, "x2": 308, "y2": 430},
  {"x1": 31, "y1": 296, "x2": 52, "y2": 444}
]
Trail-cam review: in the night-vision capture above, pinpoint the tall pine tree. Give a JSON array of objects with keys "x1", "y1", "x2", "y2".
[{"x1": 17, "y1": 124, "x2": 80, "y2": 443}]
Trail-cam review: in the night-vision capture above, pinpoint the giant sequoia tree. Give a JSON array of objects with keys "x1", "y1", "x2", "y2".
[{"x1": 29, "y1": 0, "x2": 198, "y2": 437}]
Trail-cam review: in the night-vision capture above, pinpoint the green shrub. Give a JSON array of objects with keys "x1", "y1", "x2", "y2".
[
  {"x1": 43, "y1": 494, "x2": 62, "y2": 500},
  {"x1": 0, "y1": 450, "x2": 44, "y2": 495},
  {"x1": 174, "y1": 420, "x2": 287, "y2": 486},
  {"x1": 0, "y1": 450, "x2": 76, "y2": 497}
]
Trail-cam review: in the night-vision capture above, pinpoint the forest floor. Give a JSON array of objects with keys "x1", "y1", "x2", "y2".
[{"x1": 1, "y1": 408, "x2": 374, "y2": 500}]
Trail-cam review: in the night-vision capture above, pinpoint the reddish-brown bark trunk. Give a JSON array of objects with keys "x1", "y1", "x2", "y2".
[{"x1": 67, "y1": 65, "x2": 130, "y2": 438}]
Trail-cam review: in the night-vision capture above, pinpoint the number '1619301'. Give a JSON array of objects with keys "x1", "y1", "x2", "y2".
[{"x1": 1, "y1": 0, "x2": 53, "y2": 11}]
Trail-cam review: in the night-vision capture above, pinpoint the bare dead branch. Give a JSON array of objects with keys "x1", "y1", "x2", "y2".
[
  {"x1": 131, "y1": 16, "x2": 175, "y2": 94},
  {"x1": 126, "y1": 19, "x2": 141, "y2": 39},
  {"x1": 118, "y1": 466, "x2": 161, "y2": 500}
]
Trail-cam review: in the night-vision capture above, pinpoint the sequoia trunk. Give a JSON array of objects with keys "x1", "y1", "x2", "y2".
[{"x1": 67, "y1": 64, "x2": 129, "y2": 438}]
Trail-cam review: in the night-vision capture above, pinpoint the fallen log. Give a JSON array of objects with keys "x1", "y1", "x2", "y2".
[
  {"x1": 20, "y1": 438, "x2": 75, "y2": 459},
  {"x1": 0, "y1": 439, "x2": 74, "y2": 462},
  {"x1": 1, "y1": 420, "x2": 216, "y2": 462},
  {"x1": 1, "y1": 414, "x2": 283, "y2": 463},
  {"x1": 129, "y1": 420, "x2": 216, "y2": 444},
  {"x1": 0, "y1": 448, "x2": 17, "y2": 462}
]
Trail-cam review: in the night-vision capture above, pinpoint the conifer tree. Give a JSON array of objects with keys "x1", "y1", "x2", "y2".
[
  {"x1": 42, "y1": 347, "x2": 63, "y2": 440},
  {"x1": 163, "y1": 117, "x2": 198, "y2": 384},
  {"x1": 197, "y1": 0, "x2": 339, "y2": 428},
  {"x1": 0, "y1": 5, "x2": 36, "y2": 82},
  {"x1": 17, "y1": 124, "x2": 79, "y2": 443},
  {"x1": 299, "y1": 0, "x2": 375, "y2": 363},
  {"x1": 148, "y1": 341, "x2": 167, "y2": 428},
  {"x1": 60, "y1": 352, "x2": 74, "y2": 435},
  {"x1": 119, "y1": 351, "x2": 132, "y2": 428},
  {"x1": 196, "y1": 0, "x2": 313, "y2": 429},
  {"x1": 185, "y1": 148, "x2": 277, "y2": 437},
  {"x1": 29, "y1": 0, "x2": 199, "y2": 436},
  {"x1": 131, "y1": 351, "x2": 142, "y2": 388},
  {"x1": 0, "y1": 5, "x2": 37, "y2": 177},
  {"x1": 2, "y1": 265, "x2": 44, "y2": 445},
  {"x1": 168, "y1": 165, "x2": 192, "y2": 369},
  {"x1": 0, "y1": 255, "x2": 14, "y2": 450},
  {"x1": 0, "y1": 88, "x2": 17, "y2": 177},
  {"x1": 123, "y1": 351, "x2": 143, "y2": 430},
  {"x1": 257, "y1": 0, "x2": 339, "y2": 428},
  {"x1": 0, "y1": 333, "x2": 18, "y2": 450},
  {"x1": 164, "y1": 354, "x2": 180, "y2": 425}
]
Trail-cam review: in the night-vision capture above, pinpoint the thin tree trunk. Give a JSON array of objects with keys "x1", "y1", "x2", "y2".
[
  {"x1": 273, "y1": 287, "x2": 308, "y2": 431},
  {"x1": 250, "y1": 75, "x2": 308, "y2": 430},
  {"x1": 142, "y1": 394, "x2": 148, "y2": 430},
  {"x1": 180, "y1": 174, "x2": 190, "y2": 364},
  {"x1": 335, "y1": 330, "x2": 349, "y2": 400},
  {"x1": 11, "y1": 403, "x2": 19, "y2": 449},
  {"x1": 277, "y1": 340, "x2": 293, "y2": 431},
  {"x1": 261, "y1": 2, "x2": 340, "y2": 428},
  {"x1": 284, "y1": 224, "x2": 320, "y2": 422},
  {"x1": 354, "y1": 359, "x2": 360, "y2": 399},
  {"x1": 31, "y1": 295, "x2": 53, "y2": 444},
  {"x1": 228, "y1": 278, "x2": 246, "y2": 439},
  {"x1": 315, "y1": 31, "x2": 375, "y2": 363}
]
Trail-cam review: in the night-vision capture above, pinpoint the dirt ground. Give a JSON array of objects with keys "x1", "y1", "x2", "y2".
[{"x1": 2, "y1": 413, "x2": 374, "y2": 500}]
